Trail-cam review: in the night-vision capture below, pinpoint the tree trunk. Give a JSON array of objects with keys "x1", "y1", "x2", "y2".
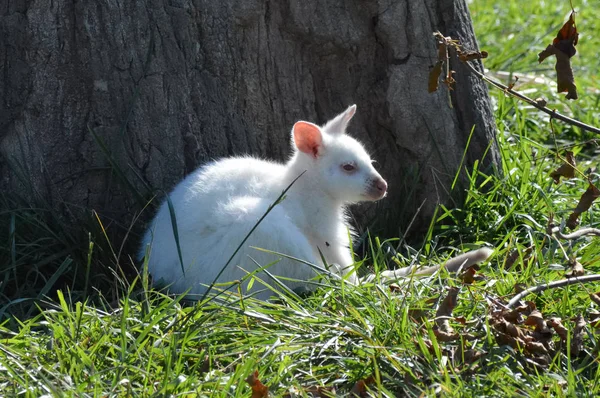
[{"x1": 1, "y1": 0, "x2": 498, "y2": 245}]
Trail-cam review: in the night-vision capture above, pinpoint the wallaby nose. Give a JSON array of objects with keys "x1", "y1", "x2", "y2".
[{"x1": 376, "y1": 178, "x2": 388, "y2": 194}]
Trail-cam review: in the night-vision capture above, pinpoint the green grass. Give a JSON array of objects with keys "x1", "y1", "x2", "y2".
[{"x1": 2, "y1": 0, "x2": 600, "y2": 396}]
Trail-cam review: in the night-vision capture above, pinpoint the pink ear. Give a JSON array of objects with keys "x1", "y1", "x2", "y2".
[{"x1": 293, "y1": 121, "x2": 322, "y2": 158}]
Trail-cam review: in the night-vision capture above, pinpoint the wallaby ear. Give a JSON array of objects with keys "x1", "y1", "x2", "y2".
[
  {"x1": 293, "y1": 121, "x2": 323, "y2": 158},
  {"x1": 323, "y1": 104, "x2": 357, "y2": 135}
]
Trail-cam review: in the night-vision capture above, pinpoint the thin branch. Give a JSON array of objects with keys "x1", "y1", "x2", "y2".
[
  {"x1": 462, "y1": 60, "x2": 600, "y2": 135},
  {"x1": 507, "y1": 274, "x2": 600, "y2": 308},
  {"x1": 549, "y1": 226, "x2": 600, "y2": 240}
]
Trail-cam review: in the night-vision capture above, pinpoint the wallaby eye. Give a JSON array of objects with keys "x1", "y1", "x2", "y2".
[{"x1": 342, "y1": 163, "x2": 356, "y2": 172}]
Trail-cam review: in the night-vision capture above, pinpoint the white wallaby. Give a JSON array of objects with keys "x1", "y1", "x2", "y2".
[{"x1": 139, "y1": 105, "x2": 492, "y2": 299}]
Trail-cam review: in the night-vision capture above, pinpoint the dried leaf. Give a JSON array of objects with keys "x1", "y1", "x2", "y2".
[
  {"x1": 492, "y1": 317, "x2": 527, "y2": 340},
  {"x1": 434, "y1": 328, "x2": 461, "y2": 342},
  {"x1": 589, "y1": 311, "x2": 600, "y2": 329},
  {"x1": 444, "y1": 70, "x2": 456, "y2": 90},
  {"x1": 574, "y1": 183, "x2": 600, "y2": 213},
  {"x1": 435, "y1": 287, "x2": 460, "y2": 336},
  {"x1": 524, "y1": 310, "x2": 545, "y2": 329},
  {"x1": 513, "y1": 283, "x2": 528, "y2": 294},
  {"x1": 535, "y1": 97, "x2": 548, "y2": 107},
  {"x1": 389, "y1": 283, "x2": 401, "y2": 293},
  {"x1": 550, "y1": 151, "x2": 576, "y2": 184},
  {"x1": 590, "y1": 292, "x2": 600, "y2": 306},
  {"x1": 567, "y1": 183, "x2": 600, "y2": 229},
  {"x1": 538, "y1": 12, "x2": 579, "y2": 100},
  {"x1": 571, "y1": 315, "x2": 586, "y2": 356},
  {"x1": 429, "y1": 62, "x2": 443, "y2": 93},
  {"x1": 458, "y1": 50, "x2": 488, "y2": 62},
  {"x1": 554, "y1": 12, "x2": 579, "y2": 52},
  {"x1": 502, "y1": 305, "x2": 529, "y2": 324},
  {"x1": 436, "y1": 287, "x2": 459, "y2": 319},
  {"x1": 525, "y1": 301, "x2": 537, "y2": 312},
  {"x1": 565, "y1": 259, "x2": 584, "y2": 278},
  {"x1": 460, "y1": 267, "x2": 477, "y2": 284},
  {"x1": 437, "y1": 41, "x2": 447, "y2": 60},
  {"x1": 548, "y1": 317, "x2": 568, "y2": 341},
  {"x1": 408, "y1": 308, "x2": 430, "y2": 323},
  {"x1": 566, "y1": 212, "x2": 580, "y2": 230},
  {"x1": 526, "y1": 340, "x2": 549, "y2": 355},
  {"x1": 350, "y1": 375, "x2": 375, "y2": 397},
  {"x1": 460, "y1": 348, "x2": 486, "y2": 365},
  {"x1": 246, "y1": 370, "x2": 269, "y2": 398},
  {"x1": 505, "y1": 246, "x2": 534, "y2": 270},
  {"x1": 494, "y1": 331, "x2": 525, "y2": 351}
]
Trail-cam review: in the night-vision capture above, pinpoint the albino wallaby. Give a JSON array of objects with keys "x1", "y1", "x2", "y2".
[{"x1": 139, "y1": 105, "x2": 492, "y2": 299}]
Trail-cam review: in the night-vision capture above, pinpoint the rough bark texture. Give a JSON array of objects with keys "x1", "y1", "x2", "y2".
[{"x1": 1, "y1": 0, "x2": 498, "y2": 244}]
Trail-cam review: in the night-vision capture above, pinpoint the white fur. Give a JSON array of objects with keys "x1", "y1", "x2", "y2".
[
  {"x1": 140, "y1": 105, "x2": 493, "y2": 299},
  {"x1": 140, "y1": 105, "x2": 387, "y2": 299}
]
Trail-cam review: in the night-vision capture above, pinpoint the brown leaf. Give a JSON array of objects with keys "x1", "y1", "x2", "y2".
[
  {"x1": 389, "y1": 283, "x2": 401, "y2": 293},
  {"x1": 589, "y1": 311, "x2": 600, "y2": 329},
  {"x1": 567, "y1": 183, "x2": 600, "y2": 229},
  {"x1": 494, "y1": 331, "x2": 526, "y2": 351},
  {"x1": 505, "y1": 246, "x2": 534, "y2": 270},
  {"x1": 435, "y1": 287, "x2": 460, "y2": 335},
  {"x1": 444, "y1": 70, "x2": 456, "y2": 90},
  {"x1": 458, "y1": 50, "x2": 488, "y2": 62},
  {"x1": 460, "y1": 267, "x2": 477, "y2": 284},
  {"x1": 506, "y1": 322, "x2": 527, "y2": 340},
  {"x1": 566, "y1": 212, "x2": 580, "y2": 230},
  {"x1": 460, "y1": 349, "x2": 486, "y2": 365},
  {"x1": 502, "y1": 305, "x2": 529, "y2": 324},
  {"x1": 535, "y1": 97, "x2": 548, "y2": 107},
  {"x1": 538, "y1": 12, "x2": 579, "y2": 100},
  {"x1": 550, "y1": 151, "x2": 576, "y2": 184},
  {"x1": 526, "y1": 340, "x2": 549, "y2": 355},
  {"x1": 526, "y1": 310, "x2": 554, "y2": 343},
  {"x1": 437, "y1": 40, "x2": 448, "y2": 60},
  {"x1": 436, "y1": 287, "x2": 459, "y2": 319},
  {"x1": 565, "y1": 259, "x2": 584, "y2": 278},
  {"x1": 513, "y1": 283, "x2": 528, "y2": 294},
  {"x1": 408, "y1": 308, "x2": 430, "y2": 323},
  {"x1": 507, "y1": 76, "x2": 519, "y2": 91},
  {"x1": 350, "y1": 375, "x2": 375, "y2": 397},
  {"x1": 554, "y1": 12, "x2": 579, "y2": 52},
  {"x1": 548, "y1": 317, "x2": 568, "y2": 341},
  {"x1": 524, "y1": 310, "x2": 545, "y2": 329},
  {"x1": 492, "y1": 317, "x2": 527, "y2": 340},
  {"x1": 571, "y1": 315, "x2": 586, "y2": 357},
  {"x1": 429, "y1": 62, "x2": 443, "y2": 93},
  {"x1": 574, "y1": 183, "x2": 600, "y2": 213},
  {"x1": 246, "y1": 370, "x2": 269, "y2": 398},
  {"x1": 434, "y1": 328, "x2": 461, "y2": 342},
  {"x1": 590, "y1": 292, "x2": 600, "y2": 306}
]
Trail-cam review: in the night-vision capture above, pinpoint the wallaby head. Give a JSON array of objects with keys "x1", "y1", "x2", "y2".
[{"x1": 289, "y1": 105, "x2": 387, "y2": 203}]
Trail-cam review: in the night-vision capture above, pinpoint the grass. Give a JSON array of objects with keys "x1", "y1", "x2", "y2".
[{"x1": 2, "y1": 0, "x2": 600, "y2": 396}]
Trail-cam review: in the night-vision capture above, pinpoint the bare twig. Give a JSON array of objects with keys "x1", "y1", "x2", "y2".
[
  {"x1": 550, "y1": 226, "x2": 600, "y2": 240},
  {"x1": 508, "y1": 274, "x2": 600, "y2": 308},
  {"x1": 462, "y1": 61, "x2": 600, "y2": 135}
]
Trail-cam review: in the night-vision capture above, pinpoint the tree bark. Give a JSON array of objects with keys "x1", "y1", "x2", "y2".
[{"x1": 1, "y1": 0, "x2": 498, "y2": 244}]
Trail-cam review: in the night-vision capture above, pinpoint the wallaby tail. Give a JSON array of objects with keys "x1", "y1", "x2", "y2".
[{"x1": 363, "y1": 247, "x2": 494, "y2": 284}]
